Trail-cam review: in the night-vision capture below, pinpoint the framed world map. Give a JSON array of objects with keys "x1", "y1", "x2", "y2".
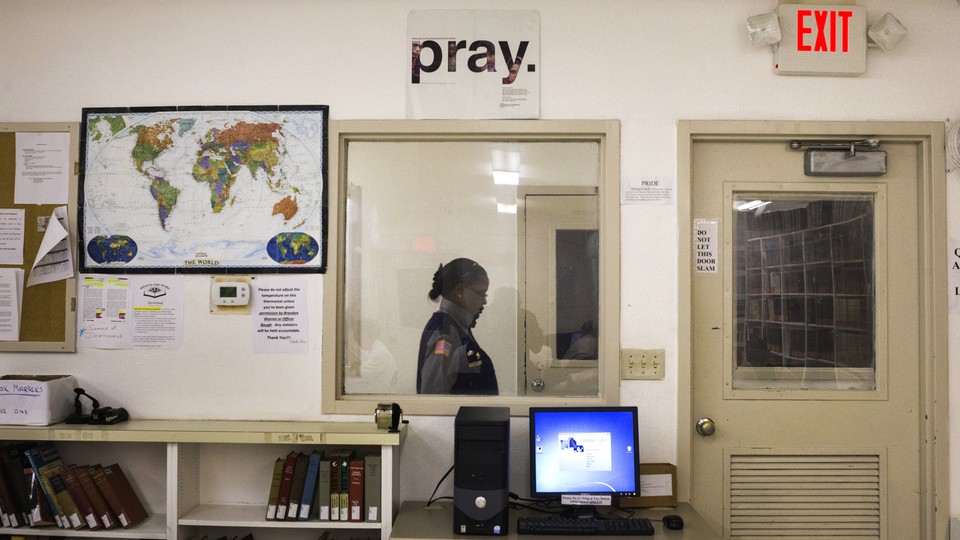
[{"x1": 78, "y1": 105, "x2": 327, "y2": 273}]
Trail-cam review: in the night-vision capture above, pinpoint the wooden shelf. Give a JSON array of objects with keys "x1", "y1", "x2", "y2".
[
  {"x1": 0, "y1": 420, "x2": 404, "y2": 540},
  {"x1": 0, "y1": 513, "x2": 167, "y2": 538},
  {"x1": 180, "y1": 504, "x2": 380, "y2": 529},
  {"x1": 0, "y1": 419, "x2": 405, "y2": 445}
]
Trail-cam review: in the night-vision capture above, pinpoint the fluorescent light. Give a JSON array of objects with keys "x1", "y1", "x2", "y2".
[
  {"x1": 736, "y1": 200, "x2": 771, "y2": 212},
  {"x1": 493, "y1": 170, "x2": 520, "y2": 185},
  {"x1": 497, "y1": 203, "x2": 517, "y2": 214}
]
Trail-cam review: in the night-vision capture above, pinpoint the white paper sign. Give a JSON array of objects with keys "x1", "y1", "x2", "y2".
[
  {"x1": 407, "y1": 10, "x2": 540, "y2": 119},
  {"x1": 639, "y1": 473, "x2": 674, "y2": 497},
  {"x1": 622, "y1": 176, "x2": 675, "y2": 205},
  {"x1": 0, "y1": 209, "x2": 25, "y2": 266},
  {"x1": 15, "y1": 132, "x2": 70, "y2": 205},
  {"x1": 0, "y1": 268, "x2": 23, "y2": 341},
  {"x1": 252, "y1": 278, "x2": 308, "y2": 354},
  {"x1": 694, "y1": 218, "x2": 719, "y2": 273},
  {"x1": 78, "y1": 275, "x2": 184, "y2": 350}
]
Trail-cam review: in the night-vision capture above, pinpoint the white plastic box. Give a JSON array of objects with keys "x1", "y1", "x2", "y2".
[{"x1": 0, "y1": 374, "x2": 76, "y2": 425}]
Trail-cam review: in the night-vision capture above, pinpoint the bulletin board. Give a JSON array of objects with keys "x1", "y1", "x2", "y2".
[{"x1": 0, "y1": 123, "x2": 78, "y2": 352}]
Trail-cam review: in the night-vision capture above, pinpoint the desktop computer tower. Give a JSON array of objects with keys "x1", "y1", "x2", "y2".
[{"x1": 454, "y1": 406, "x2": 510, "y2": 535}]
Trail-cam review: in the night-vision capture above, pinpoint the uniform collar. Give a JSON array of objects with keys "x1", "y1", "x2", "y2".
[{"x1": 439, "y1": 298, "x2": 475, "y2": 330}]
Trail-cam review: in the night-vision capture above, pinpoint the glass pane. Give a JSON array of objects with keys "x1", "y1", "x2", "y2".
[
  {"x1": 556, "y1": 230, "x2": 599, "y2": 360},
  {"x1": 341, "y1": 140, "x2": 600, "y2": 397},
  {"x1": 732, "y1": 194, "x2": 875, "y2": 390}
]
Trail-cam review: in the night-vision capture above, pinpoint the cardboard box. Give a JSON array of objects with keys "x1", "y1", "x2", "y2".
[
  {"x1": 618, "y1": 463, "x2": 678, "y2": 508},
  {"x1": 0, "y1": 375, "x2": 76, "y2": 425}
]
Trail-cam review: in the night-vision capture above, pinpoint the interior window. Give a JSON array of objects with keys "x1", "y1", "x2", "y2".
[{"x1": 322, "y1": 121, "x2": 620, "y2": 415}]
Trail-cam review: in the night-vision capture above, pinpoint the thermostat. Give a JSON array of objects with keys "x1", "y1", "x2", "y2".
[{"x1": 211, "y1": 281, "x2": 250, "y2": 306}]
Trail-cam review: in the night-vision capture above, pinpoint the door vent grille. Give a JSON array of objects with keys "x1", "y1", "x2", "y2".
[{"x1": 728, "y1": 454, "x2": 881, "y2": 539}]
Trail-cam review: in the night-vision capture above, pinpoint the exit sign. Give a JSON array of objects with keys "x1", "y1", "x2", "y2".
[{"x1": 774, "y1": 4, "x2": 867, "y2": 76}]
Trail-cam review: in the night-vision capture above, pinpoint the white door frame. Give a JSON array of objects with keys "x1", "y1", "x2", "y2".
[{"x1": 677, "y1": 120, "x2": 949, "y2": 538}]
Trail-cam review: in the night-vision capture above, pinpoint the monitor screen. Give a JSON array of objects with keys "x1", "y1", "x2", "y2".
[{"x1": 529, "y1": 406, "x2": 640, "y2": 498}]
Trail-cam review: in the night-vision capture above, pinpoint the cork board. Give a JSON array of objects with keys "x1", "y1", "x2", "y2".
[{"x1": 0, "y1": 123, "x2": 78, "y2": 351}]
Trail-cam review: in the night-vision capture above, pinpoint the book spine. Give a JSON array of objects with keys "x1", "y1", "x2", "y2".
[
  {"x1": 347, "y1": 459, "x2": 364, "y2": 522},
  {"x1": 0, "y1": 445, "x2": 31, "y2": 526},
  {"x1": 328, "y1": 451, "x2": 340, "y2": 521},
  {"x1": 274, "y1": 451, "x2": 297, "y2": 521},
  {"x1": 364, "y1": 454, "x2": 381, "y2": 522},
  {"x1": 265, "y1": 457, "x2": 284, "y2": 520},
  {"x1": 338, "y1": 451, "x2": 353, "y2": 522},
  {"x1": 78, "y1": 466, "x2": 117, "y2": 529},
  {"x1": 48, "y1": 472, "x2": 83, "y2": 529},
  {"x1": 287, "y1": 452, "x2": 309, "y2": 521},
  {"x1": 316, "y1": 458, "x2": 331, "y2": 520},
  {"x1": 22, "y1": 445, "x2": 63, "y2": 528},
  {"x1": 297, "y1": 450, "x2": 322, "y2": 521},
  {"x1": 60, "y1": 467, "x2": 100, "y2": 530},
  {"x1": 102, "y1": 464, "x2": 148, "y2": 528}
]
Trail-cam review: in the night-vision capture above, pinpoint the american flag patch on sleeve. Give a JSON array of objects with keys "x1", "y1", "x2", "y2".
[{"x1": 434, "y1": 340, "x2": 452, "y2": 356}]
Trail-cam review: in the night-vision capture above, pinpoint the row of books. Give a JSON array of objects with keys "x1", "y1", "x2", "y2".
[
  {"x1": 266, "y1": 449, "x2": 381, "y2": 524},
  {"x1": 0, "y1": 441, "x2": 148, "y2": 531}
]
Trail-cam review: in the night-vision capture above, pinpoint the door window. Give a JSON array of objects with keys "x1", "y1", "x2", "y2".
[{"x1": 732, "y1": 194, "x2": 876, "y2": 391}]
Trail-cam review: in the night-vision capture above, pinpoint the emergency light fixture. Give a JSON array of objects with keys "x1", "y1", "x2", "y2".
[{"x1": 746, "y1": 6, "x2": 905, "y2": 76}]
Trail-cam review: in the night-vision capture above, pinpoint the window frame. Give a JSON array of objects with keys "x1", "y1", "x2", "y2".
[{"x1": 321, "y1": 120, "x2": 621, "y2": 416}]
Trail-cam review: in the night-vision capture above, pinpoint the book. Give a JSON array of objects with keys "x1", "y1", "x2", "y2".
[
  {"x1": 274, "y1": 451, "x2": 298, "y2": 520},
  {"x1": 58, "y1": 466, "x2": 100, "y2": 530},
  {"x1": 93, "y1": 464, "x2": 148, "y2": 528},
  {"x1": 328, "y1": 451, "x2": 340, "y2": 521},
  {"x1": 338, "y1": 449, "x2": 354, "y2": 521},
  {"x1": 47, "y1": 470, "x2": 83, "y2": 529},
  {"x1": 286, "y1": 452, "x2": 310, "y2": 521},
  {"x1": 23, "y1": 442, "x2": 67, "y2": 528},
  {"x1": 1, "y1": 444, "x2": 34, "y2": 526},
  {"x1": 0, "y1": 465, "x2": 14, "y2": 527},
  {"x1": 24, "y1": 463, "x2": 58, "y2": 527},
  {"x1": 316, "y1": 455, "x2": 331, "y2": 520},
  {"x1": 363, "y1": 453, "x2": 381, "y2": 522},
  {"x1": 347, "y1": 459, "x2": 364, "y2": 522},
  {"x1": 264, "y1": 457, "x2": 284, "y2": 520},
  {"x1": 297, "y1": 450, "x2": 322, "y2": 521},
  {"x1": 77, "y1": 465, "x2": 118, "y2": 529}
]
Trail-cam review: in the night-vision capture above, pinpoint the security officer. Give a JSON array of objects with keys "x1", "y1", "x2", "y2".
[{"x1": 416, "y1": 258, "x2": 499, "y2": 395}]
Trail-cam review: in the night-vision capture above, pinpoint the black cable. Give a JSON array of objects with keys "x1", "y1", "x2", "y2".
[{"x1": 425, "y1": 464, "x2": 455, "y2": 506}]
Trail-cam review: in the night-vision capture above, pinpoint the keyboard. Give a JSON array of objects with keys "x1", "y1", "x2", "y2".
[{"x1": 517, "y1": 515, "x2": 655, "y2": 535}]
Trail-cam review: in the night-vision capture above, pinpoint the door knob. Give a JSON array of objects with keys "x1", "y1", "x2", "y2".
[
  {"x1": 532, "y1": 379, "x2": 545, "y2": 392},
  {"x1": 696, "y1": 418, "x2": 716, "y2": 436}
]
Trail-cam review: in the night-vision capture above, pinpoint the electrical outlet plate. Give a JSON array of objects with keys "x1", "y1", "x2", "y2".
[{"x1": 620, "y1": 349, "x2": 665, "y2": 380}]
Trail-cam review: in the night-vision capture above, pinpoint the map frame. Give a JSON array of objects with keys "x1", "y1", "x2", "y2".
[{"x1": 78, "y1": 105, "x2": 328, "y2": 274}]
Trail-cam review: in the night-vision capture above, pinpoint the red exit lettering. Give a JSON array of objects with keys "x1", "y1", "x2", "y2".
[{"x1": 797, "y1": 9, "x2": 854, "y2": 53}]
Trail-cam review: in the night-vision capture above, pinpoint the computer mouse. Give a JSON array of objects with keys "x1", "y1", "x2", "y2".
[{"x1": 662, "y1": 514, "x2": 684, "y2": 530}]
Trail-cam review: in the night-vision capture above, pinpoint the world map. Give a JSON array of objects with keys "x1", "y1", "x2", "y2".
[{"x1": 81, "y1": 107, "x2": 326, "y2": 271}]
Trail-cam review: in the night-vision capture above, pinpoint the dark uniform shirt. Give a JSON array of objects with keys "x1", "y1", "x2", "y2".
[{"x1": 417, "y1": 299, "x2": 498, "y2": 395}]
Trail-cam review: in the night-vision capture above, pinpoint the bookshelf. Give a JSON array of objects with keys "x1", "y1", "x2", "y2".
[
  {"x1": 734, "y1": 198, "x2": 875, "y2": 377},
  {"x1": 0, "y1": 420, "x2": 405, "y2": 540}
]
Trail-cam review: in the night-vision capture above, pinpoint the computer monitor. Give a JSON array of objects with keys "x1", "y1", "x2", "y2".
[{"x1": 529, "y1": 406, "x2": 640, "y2": 504}]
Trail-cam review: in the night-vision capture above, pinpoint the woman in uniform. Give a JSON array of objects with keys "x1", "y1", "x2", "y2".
[{"x1": 416, "y1": 258, "x2": 499, "y2": 395}]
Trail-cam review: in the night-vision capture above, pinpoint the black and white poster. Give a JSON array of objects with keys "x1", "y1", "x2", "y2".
[{"x1": 407, "y1": 10, "x2": 540, "y2": 119}]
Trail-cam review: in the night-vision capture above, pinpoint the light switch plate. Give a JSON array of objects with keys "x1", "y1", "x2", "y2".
[{"x1": 620, "y1": 349, "x2": 665, "y2": 380}]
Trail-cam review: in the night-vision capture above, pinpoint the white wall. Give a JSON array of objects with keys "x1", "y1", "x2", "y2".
[{"x1": 2, "y1": 0, "x2": 959, "y2": 525}]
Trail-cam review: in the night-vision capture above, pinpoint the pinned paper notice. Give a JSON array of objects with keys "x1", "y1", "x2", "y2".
[
  {"x1": 694, "y1": 218, "x2": 719, "y2": 273},
  {"x1": 27, "y1": 206, "x2": 74, "y2": 287},
  {"x1": 15, "y1": 132, "x2": 70, "y2": 205},
  {"x1": 0, "y1": 268, "x2": 23, "y2": 341}
]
